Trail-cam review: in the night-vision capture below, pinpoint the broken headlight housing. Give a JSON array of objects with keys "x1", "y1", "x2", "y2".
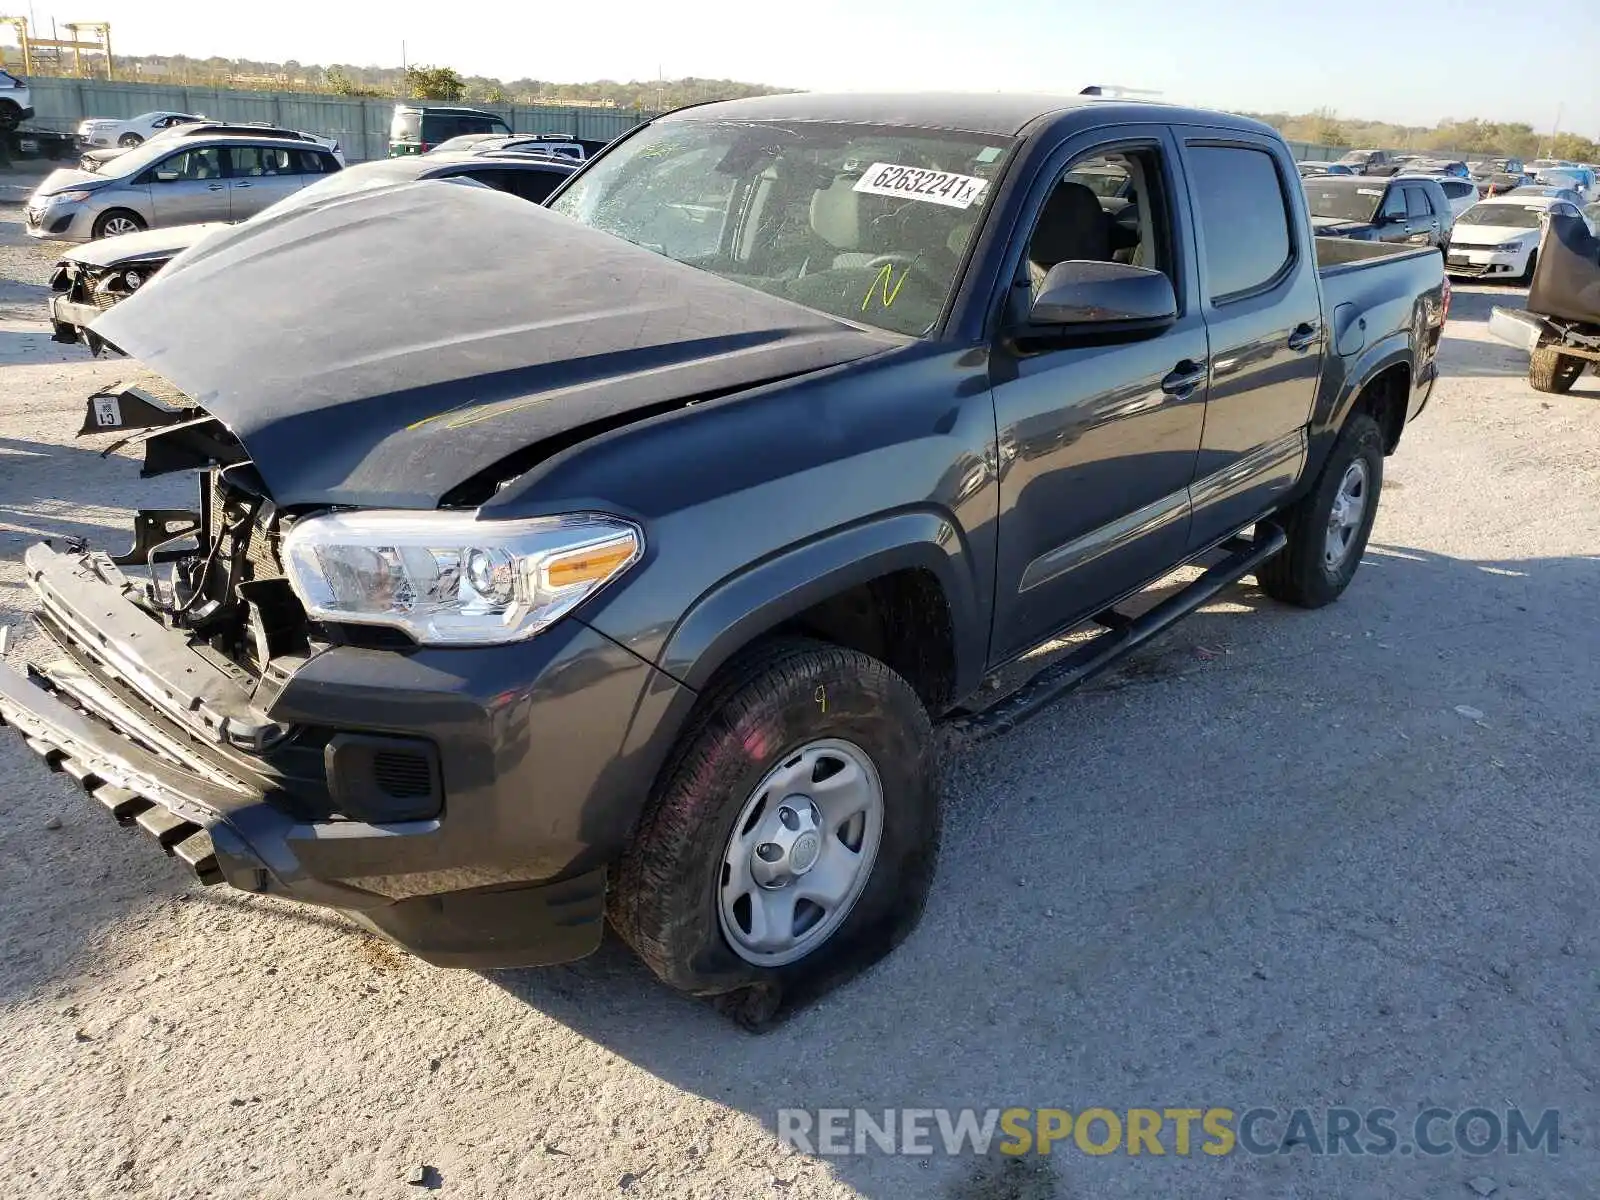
[{"x1": 281, "y1": 510, "x2": 642, "y2": 646}]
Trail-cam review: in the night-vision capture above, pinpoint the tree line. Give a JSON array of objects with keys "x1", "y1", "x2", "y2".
[{"x1": 1255, "y1": 107, "x2": 1598, "y2": 163}]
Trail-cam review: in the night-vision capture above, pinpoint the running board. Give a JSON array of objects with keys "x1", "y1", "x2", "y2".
[{"x1": 947, "y1": 527, "x2": 1287, "y2": 742}]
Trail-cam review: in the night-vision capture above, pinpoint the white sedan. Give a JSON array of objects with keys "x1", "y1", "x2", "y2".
[
  {"x1": 77, "y1": 111, "x2": 205, "y2": 149},
  {"x1": 1445, "y1": 195, "x2": 1596, "y2": 284}
]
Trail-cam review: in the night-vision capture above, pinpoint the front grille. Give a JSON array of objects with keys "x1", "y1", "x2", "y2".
[{"x1": 1448, "y1": 242, "x2": 1507, "y2": 253}]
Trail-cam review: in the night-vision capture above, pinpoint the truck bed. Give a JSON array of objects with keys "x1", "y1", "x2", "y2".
[
  {"x1": 1315, "y1": 236, "x2": 1446, "y2": 364},
  {"x1": 1315, "y1": 236, "x2": 1439, "y2": 276}
]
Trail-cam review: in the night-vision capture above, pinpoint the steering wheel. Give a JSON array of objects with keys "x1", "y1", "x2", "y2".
[{"x1": 860, "y1": 253, "x2": 945, "y2": 295}]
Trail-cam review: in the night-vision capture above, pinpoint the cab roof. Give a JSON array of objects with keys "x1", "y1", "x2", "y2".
[{"x1": 655, "y1": 91, "x2": 1277, "y2": 140}]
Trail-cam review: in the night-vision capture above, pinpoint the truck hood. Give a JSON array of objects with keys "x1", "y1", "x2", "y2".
[
  {"x1": 66, "y1": 222, "x2": 225, "y2": 268},
  {"x1": 91, "y1": 180, "x2": 897, "y2": 508}
]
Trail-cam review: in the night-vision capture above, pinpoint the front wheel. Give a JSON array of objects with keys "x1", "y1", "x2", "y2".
[
  {"x1": 1530, "y1": 345, "x2": 1585, "y2": 394},
  {"x1": 1516, "y1": 249, "x2": 1538, "y2": 286},
  {"x1": 117, "y1": 132, "x2": 143, "y2": 148},
  {"x1": 1257, "y1": 412, "x2": 1384, "y2": 608},
  {"x1": 609, "y1": 638, "x2": 939, "y2": 1026},
  {"x1": 92, "y1": 209, "x2": 145, "y2": 239}
]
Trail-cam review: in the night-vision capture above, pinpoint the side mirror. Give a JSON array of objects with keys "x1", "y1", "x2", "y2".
[{"x1": 1027, "y1": 260, "x2": 1177, "y2": 329}]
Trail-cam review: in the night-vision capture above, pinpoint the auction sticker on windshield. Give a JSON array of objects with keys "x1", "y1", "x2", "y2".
[{"x1": 854, "y1": 163, "x2": 990, "y2": 209}]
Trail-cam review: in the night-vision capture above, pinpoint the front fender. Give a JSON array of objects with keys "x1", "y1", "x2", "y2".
[{"x1": 658, "y1": 509, "x2": 986, "y2": 698}]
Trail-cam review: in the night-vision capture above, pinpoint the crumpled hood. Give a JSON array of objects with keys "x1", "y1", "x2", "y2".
[
  {"x1": 67, "y1": 222, "x2": 225, "y2": 268},
  {"x1": 92, "y1": 180, "x2": 897, "y2": 508}
]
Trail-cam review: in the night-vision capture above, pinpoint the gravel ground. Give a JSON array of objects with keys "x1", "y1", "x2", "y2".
[{"x1": 1, "y1": 211, "x2": 1597, "y2": 1200}]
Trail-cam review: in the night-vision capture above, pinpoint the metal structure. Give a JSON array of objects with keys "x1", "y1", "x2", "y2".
[{"x1": 0, "y1": 16, "x2": 113, "y2": 78}]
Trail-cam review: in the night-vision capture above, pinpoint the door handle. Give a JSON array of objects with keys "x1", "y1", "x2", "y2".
[
  {"x1": 234, "y1": 182, "x2": 251, "y2": 188},
  {"x1": 207, "y1": 183, "x2": 225, "y2": 190},
  {"x1": 1160, "y1": 360, "x2": 1208, "y2": 397},
  {"x1": 1287, "y1": 322, "x2": 1320, "y2": 352}
]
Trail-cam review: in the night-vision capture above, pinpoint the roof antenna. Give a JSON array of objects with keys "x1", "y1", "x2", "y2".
[{"x1": 1080, "y1": 84, "x2": 1163, "y2": 98}]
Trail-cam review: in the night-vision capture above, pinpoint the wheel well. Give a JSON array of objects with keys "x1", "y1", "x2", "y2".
[
  {"x1": 777, "y1": 569, "x2": 957, "y2": 713},
  {"x1": 1353, "y1": 362, "x2": 1409, "y2": 453}
]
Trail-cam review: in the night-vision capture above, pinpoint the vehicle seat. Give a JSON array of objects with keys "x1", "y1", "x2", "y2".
[
  {"x1": 1028, "y1": 181, "x2": 1113, "y2": 291},
  {"x1": 809, "y1": 178, "x2": 875, "y2": 269}
]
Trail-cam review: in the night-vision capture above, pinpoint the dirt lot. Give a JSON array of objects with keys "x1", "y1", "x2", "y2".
[{"x1": 1, "y1": 210, "x2": 1598, "y2": 1200}]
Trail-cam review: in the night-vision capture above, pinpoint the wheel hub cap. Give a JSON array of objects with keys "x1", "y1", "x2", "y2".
[
  {"x1": 1324, "y1": 460, "x2": 1368, "y2": 569},
  {"x1": 718, "y1": 738, "x2": 884, "y2": 967}
]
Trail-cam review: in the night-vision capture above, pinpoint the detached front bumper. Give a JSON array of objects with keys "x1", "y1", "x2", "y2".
[
  {"x1": 49, "y1": 293, "x2": 102, "y2": 345},
  {"x1": 0, "y1": 542, "x2": 692, "y2": 967}
]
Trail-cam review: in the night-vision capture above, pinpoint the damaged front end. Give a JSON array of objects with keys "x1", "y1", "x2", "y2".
[
  {"x1": 0, "y1": 380, "x2": 658, "y2": 967},
  {"x1": 49, "y1": 260, "x2": 165, "y2": 354},
  {"x1": 79, "y1": 382, "x2": 313, "y2": 698}
]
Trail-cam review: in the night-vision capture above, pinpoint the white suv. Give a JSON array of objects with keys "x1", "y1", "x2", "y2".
[{"x1": 0, "y1": 69, "x2": 32, "y2": 130}]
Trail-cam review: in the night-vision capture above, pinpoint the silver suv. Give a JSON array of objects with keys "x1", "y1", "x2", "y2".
[{"x1": 25, "y1": 134, "x2": 343, "y2": 242}]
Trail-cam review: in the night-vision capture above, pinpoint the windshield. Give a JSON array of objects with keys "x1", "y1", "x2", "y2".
[
  {"x1": 549, "y1": 119, "x2": 1012, "y2": 337},
  {"x1": 1304, "y1": 179, "x2": 1386, "y2": 222},
  {"x1": 1337, "y1": 150, "x2": 1373, "y2": 164},
  {"x1": 1459, "y1": 203, "x2": 1546, "y2": 229}
]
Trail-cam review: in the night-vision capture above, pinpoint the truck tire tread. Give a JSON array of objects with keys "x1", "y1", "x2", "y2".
[
  {"x1": 1530, "y1": 346, "x2": 1584, "y2": 394},
  {"x1": 609, "y1": 636, "x2": 939, "y2": 1025},
  {"x1": 1257, "y1": 412, "x2": 1384, "y2": 608}
]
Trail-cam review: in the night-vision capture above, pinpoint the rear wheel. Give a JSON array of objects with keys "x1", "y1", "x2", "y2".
[
  {"x1": 92, "y1": 209, "x2": 145, "y2": 239},
  {"x1": 1530, "y1": 345, "x2": 1585, "y2": 394},
  {"x1": 609, "y1": 638, "x2": 939, "y2": 1027},
  {"x1": 1257, "y1": 412, "x2": 1384, "y2": 608},
  {"x1": 117, "y1": 132, "x2": 143, "y2": 148}
]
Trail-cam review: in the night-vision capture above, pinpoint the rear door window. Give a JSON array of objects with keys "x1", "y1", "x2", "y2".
[
  {"x1": 1405, "y1": 186, "x2": 1433, "y2": 219},
  {"x1": 229, "y1": 146, "x2": 296, "y2": 177},
  {"x1": 1185, "y1": 144, "x2": 1293, "y2": 302}
]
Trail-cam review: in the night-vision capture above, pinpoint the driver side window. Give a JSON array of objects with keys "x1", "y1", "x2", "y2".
[
  {"x1": 1027, "y1": 146, "x2": 1173, "y2": 303},
  {"x1": 1379, "y1": 188, "x2": 1406, "y2": 222}
]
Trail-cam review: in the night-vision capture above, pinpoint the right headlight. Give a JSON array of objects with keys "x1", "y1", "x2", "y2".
[{"x1": 282, "y1": 510, "x2": 642, "y2": 646}]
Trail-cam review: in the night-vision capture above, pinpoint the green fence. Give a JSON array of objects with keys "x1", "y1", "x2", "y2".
[{"x1": 25, "y1": 77, "x2": 657, "y2": 160}]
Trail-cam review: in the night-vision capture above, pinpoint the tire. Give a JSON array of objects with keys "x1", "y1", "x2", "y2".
[
  {"x1": 1530, "y1": 345, "x2": 1585, "y2": 394},
  {"x1": 0, "y1": 100, "x2": 19, "y2": 132},
  {"x1": 609, "y1": 637, "x2": 939, "y2": 1027},
  {"x1": 91, "y1": 209, "x2": 146, "y2": 239},
  {"x1": 1257, "y1": 412, "x2": 1384, "y2": 608},
  {"x1": 1516, "y1": 249, "x2": 1538, "y2": 286},
  {"x1": 117, "y1": 132, "x2": 143, "y2": 148}
]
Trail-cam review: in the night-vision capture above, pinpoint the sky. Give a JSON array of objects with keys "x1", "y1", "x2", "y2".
[{"x1": 16, "y1": 0, "x2": 1600, "y2": 134}]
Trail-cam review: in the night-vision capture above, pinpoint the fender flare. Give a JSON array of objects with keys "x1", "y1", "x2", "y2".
[
  {"x1": 1309, "y1": 332, "x2": 1414, "y2": 476},
  {"x1": 658, "y1": 509, "x2": 986, "y2": 700}
]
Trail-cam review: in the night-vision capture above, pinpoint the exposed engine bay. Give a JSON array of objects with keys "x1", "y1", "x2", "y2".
[{"x1": 80, "y1": 382, "x2": 318, "y2": 697}]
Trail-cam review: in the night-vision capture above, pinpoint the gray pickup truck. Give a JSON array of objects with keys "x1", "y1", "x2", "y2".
[{"x1": 0, "y1": 92, "x2": 1447, "y2": 1022}]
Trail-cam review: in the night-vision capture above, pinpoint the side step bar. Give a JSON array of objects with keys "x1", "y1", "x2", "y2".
[{"x1": 948, "y1": 526, "x2": 1288, "y2": 742}]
